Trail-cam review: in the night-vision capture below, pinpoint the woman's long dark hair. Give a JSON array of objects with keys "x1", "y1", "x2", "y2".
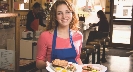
[{"x1": 97, "y1": 10, "x2": 107, "y2": 20}]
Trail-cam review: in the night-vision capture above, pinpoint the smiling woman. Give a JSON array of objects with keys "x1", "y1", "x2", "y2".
[
  {"x1": 47, "y1": 0, "x2": 79, "y2": 31},
  {"x1": 56, "y1": 4, "x2": 73, "y2": 27},
  {"x1": 36, "y1": 0, "x2": 83, "y2": 69}
]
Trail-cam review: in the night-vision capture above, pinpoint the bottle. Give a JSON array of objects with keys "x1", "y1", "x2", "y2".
[
  {"x1": 78, "y1": 14, "x2": 79, "y2": 17},
  {"x1": 0, "y1": 20, "x2": 3, "y2": 29},
  {"x1": 21, "y1": 15, "x2": 24, "y2": 26},
  {"x1": 80, "y1": 14, "x2": 82, "y2": 17}
]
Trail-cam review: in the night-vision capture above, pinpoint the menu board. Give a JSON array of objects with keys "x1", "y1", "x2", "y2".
[{"x1": 0, "y1": 49, "x2": 15, "y2": 70}]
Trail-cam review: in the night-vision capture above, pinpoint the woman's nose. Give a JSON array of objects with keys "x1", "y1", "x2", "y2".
[{"x1": 62, "y1": 13, "x2": 66, "y2": 18}]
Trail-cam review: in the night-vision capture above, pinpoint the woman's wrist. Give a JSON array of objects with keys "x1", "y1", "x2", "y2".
[{"x1": 76, "y1": 58, "x2": 83, "y2": 65}]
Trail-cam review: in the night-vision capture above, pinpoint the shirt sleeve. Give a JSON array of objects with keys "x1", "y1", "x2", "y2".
[
  {"x1": 92, "y1": 22, "x2": 99, "y2": 27},
  {"x1": 36, "y1": 32, "x2": 48, "y2": 61},
  {"x1": 76, "y1": 41, "x2": 82, "y2": 62},
  {"x1": 75, "y1": 33, "x2": 83, "y2": 64}
]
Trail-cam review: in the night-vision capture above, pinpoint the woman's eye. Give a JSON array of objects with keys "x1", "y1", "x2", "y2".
[
  {"x1": 57, "y1": 13, "x2": 61, "y2": 15},
  {"x1": 66, "y1": 12, "x2": 71, "y2": 13},
  {"x1": 57, "y1": 13, "x2": 62, "y2": 15}
]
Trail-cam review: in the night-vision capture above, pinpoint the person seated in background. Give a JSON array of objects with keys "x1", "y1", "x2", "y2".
[
  {"x1": 26, "y1": 2, "x2": 46, "y2": 32},
  {"x1": 86, "y1": 10, "x2": 109, "y2": 44}
]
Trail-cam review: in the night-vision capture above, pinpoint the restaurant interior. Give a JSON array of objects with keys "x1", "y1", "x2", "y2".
[{"x1": 0, "y1": 0, "x2": 133, "y2": 72}]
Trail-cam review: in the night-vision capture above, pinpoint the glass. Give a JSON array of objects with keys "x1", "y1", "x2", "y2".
[
  {"x1": 113, "y1": 0, "x2": 132, "y2": 18},
  {"x1": 112, "y1": 25, "x2": 131, "y2": 44},
  {"x1": 112, "y1": 0, "x2": 133, "y2": 44}
]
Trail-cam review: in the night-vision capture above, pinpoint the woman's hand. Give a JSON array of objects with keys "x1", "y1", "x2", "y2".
[
  {"x1": 89, "y1": 23, "x2": 92, "y2": 26},
  {"x1": 77, "y1": 58, "x2": 83, "y2": 65}
]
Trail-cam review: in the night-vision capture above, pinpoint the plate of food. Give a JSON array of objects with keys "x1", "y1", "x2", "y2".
[
  {"x1": 46, "y1": 59, "x2": 82, "y2": 72},
  {"x1": 82, "y1": 64, "x2": 107, "y2": 72}
]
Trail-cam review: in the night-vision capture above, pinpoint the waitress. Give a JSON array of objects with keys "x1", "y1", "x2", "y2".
[
  {"x1": 26, "y1": 2, "x2": 46, "y2": 32},
  {"x1": 36, "y1": 0, "x2": 83, "y2": 69}
]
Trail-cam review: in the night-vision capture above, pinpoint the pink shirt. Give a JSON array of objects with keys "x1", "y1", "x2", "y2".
[{"x1": 36, "y1": 30, "x2": 83, "y2": 63}]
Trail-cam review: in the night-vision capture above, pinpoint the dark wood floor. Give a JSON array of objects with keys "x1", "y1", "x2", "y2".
[{"x1": 102, "y1": 56, "x2": 133, "y2": 72}]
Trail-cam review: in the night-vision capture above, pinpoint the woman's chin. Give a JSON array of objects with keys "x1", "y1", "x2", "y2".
[{"x1": 59, "y1": 23, "x2": 70, "y2": 27}]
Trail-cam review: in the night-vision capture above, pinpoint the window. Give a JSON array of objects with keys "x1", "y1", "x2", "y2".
[{"x1": 113, "y1": 0, "x2": 132, "y2": 18}]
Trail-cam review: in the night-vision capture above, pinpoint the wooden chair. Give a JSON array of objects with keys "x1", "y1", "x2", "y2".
[
  {"x1": 81, "y1": 45, "x2": 95, "y2": 64},
  {"x1": 93, "y1": 32, "x2": 110, "y2": 63},
  {"x1": 87, "y1": 42, "x2": 101, "y2": 64}
]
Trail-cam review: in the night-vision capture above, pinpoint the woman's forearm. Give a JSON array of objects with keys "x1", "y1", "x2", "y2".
[{"x1": 77, "y1": 58, "x2": 83, "y2": 65}]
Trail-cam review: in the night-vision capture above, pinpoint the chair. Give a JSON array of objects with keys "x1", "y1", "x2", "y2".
[
  {"x1": 87, "y1": 42, "x2": 101, "y2": 64},
  {"x1": 81, "y1": 45, "x2": 95, "y2": 64},
  {"x1": 93, "y1": 32, "x2": 110, "y2": 63}
]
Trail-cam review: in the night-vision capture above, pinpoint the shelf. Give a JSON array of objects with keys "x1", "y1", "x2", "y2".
[{"x1": 0, "y1": 13, "x2": 18, "y2": 18}]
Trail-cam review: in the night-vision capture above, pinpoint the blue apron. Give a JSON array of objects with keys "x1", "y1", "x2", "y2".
[{"x1": 51, "y1": 27, "x2": 77, "y2": 63}]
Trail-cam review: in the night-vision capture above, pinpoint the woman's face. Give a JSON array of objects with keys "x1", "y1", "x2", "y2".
[
  {"x1": 33, "y1": 7, "x2": 40, "y2": 14},
  {"x1": 56, "y1": 4, "x2": 72, "y2": 27}
]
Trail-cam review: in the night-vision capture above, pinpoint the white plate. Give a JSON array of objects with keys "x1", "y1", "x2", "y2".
[
  {"x1": 81, "y1": 64, "x2": 107, "y2": 72},
  {"x1": 46, "y1": 61, "x2": 82, "y2": 72},
  {"x1": 46, "y1": 62, "x2": 107, "y2": 72}
]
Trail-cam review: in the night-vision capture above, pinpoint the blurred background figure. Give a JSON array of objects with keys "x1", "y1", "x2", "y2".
[
  {"x1": 26, "y1": 2, "x2": 46, "y2": 32},
  {"x1": 86, "y1": 10, "x2": 109, "y2": 44}
]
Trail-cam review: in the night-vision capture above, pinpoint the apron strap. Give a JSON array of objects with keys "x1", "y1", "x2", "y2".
[
  {"x1": 69, "y1": 29, "x2": 75, "y2": 49},
  {"x1": 51, "y1": 28, "x2": 57, "y2": 61}
]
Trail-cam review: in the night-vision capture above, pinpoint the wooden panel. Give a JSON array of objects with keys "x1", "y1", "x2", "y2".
[
  {"x1": 105, "y1": 0, "x2": 110, "y2": 12},
  {"x1": 130, "y1": 7, "x2": 133, "y2": 48},
  {"x1": 41, "y1": 0, "x2": 46, "y2": 9},
  {"x1": 15, "y1": 16, "x2": 20, "y2": 72},
  {"x1": 110, "y1": 0, "x2": 114, "y2": 47},
  {"x1": 7, "y1": 39, "x2": 15, "y2": 51},
  {"x1": 113, "y1": 21, "x2": 131, "y2": 25}
]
